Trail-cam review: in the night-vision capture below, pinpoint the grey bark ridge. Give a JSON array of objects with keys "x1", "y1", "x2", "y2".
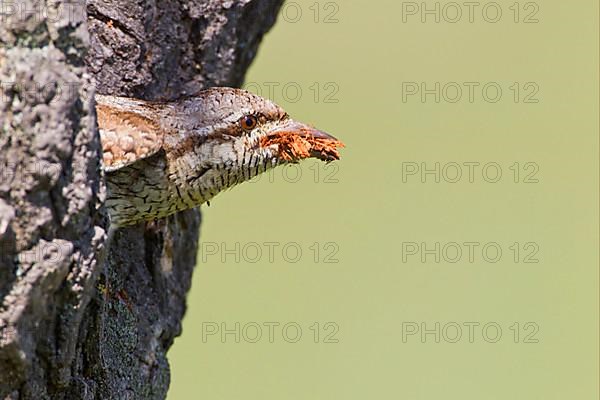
[{"x1": 0, "y1": 0, "x2": 283, "y2": 398}]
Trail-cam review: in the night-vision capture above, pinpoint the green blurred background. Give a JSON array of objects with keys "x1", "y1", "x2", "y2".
[{"x1": 169, "y1": 1, "x2": 599, "y2": 398}]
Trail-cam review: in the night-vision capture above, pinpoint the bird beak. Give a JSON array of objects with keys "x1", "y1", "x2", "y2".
[
  {"x1": 261, "y1": 120, "x2": 345, "y2": 162},
  {"x1": 272, "y1": 120, "x2": 339, "y2": 141}
]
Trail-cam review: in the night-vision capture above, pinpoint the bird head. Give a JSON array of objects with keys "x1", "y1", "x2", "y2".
[{"x1": 166, "y1": 87, "x2": 344, "y2": 192}]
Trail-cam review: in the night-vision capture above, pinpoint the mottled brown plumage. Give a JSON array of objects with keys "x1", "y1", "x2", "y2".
[
  {"x1": 97, "y1": 87, "x2": 344, "y2": 227},
  {"x1": 97, "y1": 103, "x2": 163, "y2": 171}
]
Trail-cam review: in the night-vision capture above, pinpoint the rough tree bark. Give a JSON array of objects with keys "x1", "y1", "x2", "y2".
[{"x1": 0, "y1": 0, "x2": 283, "y2": 398}]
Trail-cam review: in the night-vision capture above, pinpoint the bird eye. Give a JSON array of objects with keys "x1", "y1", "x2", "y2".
[{"x1": 239, "y1": 115, "x2": 257, "y2": 131}]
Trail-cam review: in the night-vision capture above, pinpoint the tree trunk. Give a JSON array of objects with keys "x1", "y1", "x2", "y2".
[{"x1": 0, "y1": 1, "x2": 283, "y2": 398}]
